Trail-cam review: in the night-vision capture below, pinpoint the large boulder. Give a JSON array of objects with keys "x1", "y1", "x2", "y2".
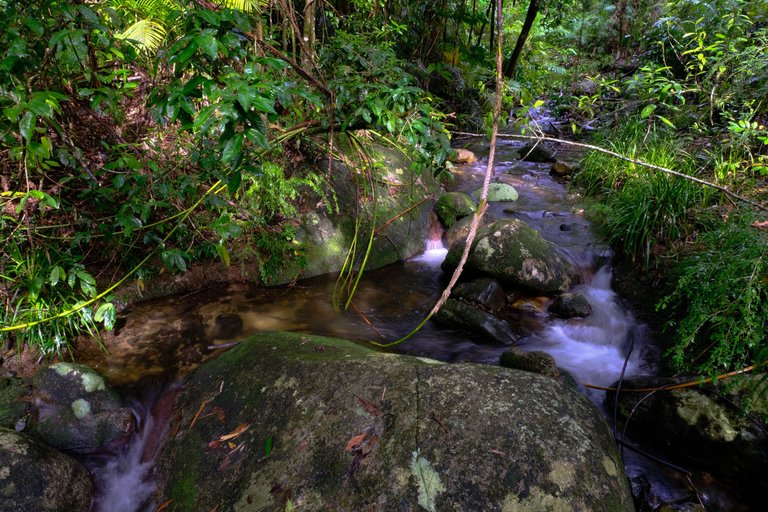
[
  {"x1": 607, "y1": 375, "x2": 768, "y2": 495},
  {"x1": 443, "y1": 218, "x2": 579, "y2": 294},
  {"x1": 153, "y1": 331, "x2": 634, "y2": 511},
  {"x1": 32, "y1": 363, "x2": 134, "y2": 453},
  {"x1": 473, "y1": 182, "x2": 519, "y2": 203},
  {"x1": 0, "y1": 427, "x2": 93, "y2": 511},
  {"x1": 0, "y1": 376, "x2": 28, "y2": 430},
  {"x1": 270, "y1": 141, "x2": 441, "y2": 284},
  {"x1": 436, "y1": 192, "x2": 476, "y2": 228}
]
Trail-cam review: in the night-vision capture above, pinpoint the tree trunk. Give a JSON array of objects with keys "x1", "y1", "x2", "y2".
[
  {"x1": 504, "y1": 0, "x2": 540, "y2": 79},
  {"x1": 302, "y1": 0, "x2": 317, "y2": 72}
]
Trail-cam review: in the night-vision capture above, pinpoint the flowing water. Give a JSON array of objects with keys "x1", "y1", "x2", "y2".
[{"x1": 81, "y1": 136, "x2": 745, "y2": 511}]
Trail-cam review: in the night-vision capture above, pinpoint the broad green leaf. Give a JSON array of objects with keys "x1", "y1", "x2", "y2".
[
  {"x1": 20, "y1": 111, "x2": 36, "y2": 142},
  {"x1": 640, "y1": 104, "x2": 656, "y2": 119},
  {"x1": 216, "y1": 241, "x2": 231, "y2": 267},
  {"x1": 221, "y1": 132, "x2": 244, "y2": 164},
  {"x1": 50, "y1": 266, "x2": 65, "y2": 287},
  {"x1": 250, "y1": 95, "x2": 276, "y2": 114}
]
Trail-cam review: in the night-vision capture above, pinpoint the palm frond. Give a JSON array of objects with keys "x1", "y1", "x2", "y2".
[
  {"x1": 118, "y1": 19, "x2": 167, "y2": 52},
  {"x1": 214, "y1": 0, "x2": 268, "y2": 14}
]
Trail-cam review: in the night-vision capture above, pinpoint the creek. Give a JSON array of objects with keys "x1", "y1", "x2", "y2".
[{"x1": 79, "y1": 136, "x2": 743, "y2": 511}]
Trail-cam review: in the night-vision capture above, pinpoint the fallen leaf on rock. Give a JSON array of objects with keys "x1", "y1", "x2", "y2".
[
  {"x1": 219, "y1": 422, "x2": 250, "y2": 441},
  {"x1": 345, "y1": 432, "x2": 368, "y2": 452},
  {"x1": 155, "y1": 499, "x2": 172, "y2": 511},
  {"x1": 354, "y1": 394, "x2": 381, "y2": 417}
]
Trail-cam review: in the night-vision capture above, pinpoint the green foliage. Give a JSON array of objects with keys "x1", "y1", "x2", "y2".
[
  {"x1": 320, "y1": 32, "x2": 452, "y2": 175},
  {"x1": 659, "y1": 214, "x2": 767, "y2": 375},
  {"x1": 575, "y1": 119, "x2": 708, "y2": 267}
]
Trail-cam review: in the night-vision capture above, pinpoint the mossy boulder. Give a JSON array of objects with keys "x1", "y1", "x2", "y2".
[
  {"x1": 608, "y1": 376, "x2": 768, "y2": 492},
  {"x1": 0, "y1": 377, "x2": 28, "y2": 430},
  {"x1": 153, "y1": 331, "x2": 634, "y2": 511},
  {"x1": 473, "y1": 182, "x2": 519, "y2": 203},
  {"x1": 275, "y1": 141, "x2": 440, "y2": 284},
  {"x1": 436, "y1": 192, "x2": 476, "y2": 228},
  {"x1": 0, "y1": 427, "x2": 92, "y2": 511},
  {"x1": 500, "y1": 349, "x2": 561, "y2": 379},
  {"x1": 442, "y1": 218, "x2": 579, "y2": 294},
  {"x1": 32, "y1": 363, "x2": 134, "y2": 453}
]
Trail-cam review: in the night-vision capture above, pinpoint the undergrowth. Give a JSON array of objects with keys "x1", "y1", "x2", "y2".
[{"x1": 659, "y1": 213, "x2": 767, "y2": 376}]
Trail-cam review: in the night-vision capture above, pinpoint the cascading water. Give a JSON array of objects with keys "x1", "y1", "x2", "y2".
[
  {"x1": 519, "y1": 265, "x2": 649, "y2": 391},
  {"x1": 85, "y1": 385, "x2": 178, "y2": 512}
]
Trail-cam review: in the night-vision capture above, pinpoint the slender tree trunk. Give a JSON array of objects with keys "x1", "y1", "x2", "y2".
[
  {"x1": 467, "y1": 0, "x2": 477, "y2": 47},
  {"x1": 302, "y1": 0, "x2": 317, "y2": 72},
  {"x1": 475, "y1": 1, "x2": 492, "y2": 47},
  {"x1": 489, "y1": 0, "x2": 496, "y2": 52},
  {"x1": 504, "y1": 0, "x2": 540, "y2": 78}
]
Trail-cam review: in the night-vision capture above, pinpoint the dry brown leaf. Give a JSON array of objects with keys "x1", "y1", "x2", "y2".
[
  {"x1": 219, "y1": 422, "x2": 250, "y2": 441},
  {"x1": 752, "y1": 220, "x2": 768, "y2": 230},
  {"x1": 155, "y1": 499, "x2": 172, "y2": 512},
  {"x1": 354, "y1": 394, "x2": 381, "y2": 417},
  {"x1": 345, "y1": 432, "x2": 368, "y2": 452}
]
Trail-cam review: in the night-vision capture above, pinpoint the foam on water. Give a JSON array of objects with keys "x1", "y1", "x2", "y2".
[{"x1": 521, "y1": 266, "x2": 647, "y2": 389}]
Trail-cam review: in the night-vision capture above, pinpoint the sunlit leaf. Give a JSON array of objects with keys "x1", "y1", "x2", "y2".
[{"x1": 118, "y1": 20, "x2": 167, "y2": 53}]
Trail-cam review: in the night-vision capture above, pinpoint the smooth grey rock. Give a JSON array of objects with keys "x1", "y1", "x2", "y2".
[
  {"x1": 153, "y1": 332, "x2": 635, "y2": 512},
  {"x1": 0, "y1": 427, "x2": 92, "y2": 511},
  {"x1": 550, "y1": 160, "x2": 580, "y2": 178}
]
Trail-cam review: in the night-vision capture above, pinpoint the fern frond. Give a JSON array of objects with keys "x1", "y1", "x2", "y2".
[{"x1": 118, "y1": 19, "x2": 167, "y2": 52}]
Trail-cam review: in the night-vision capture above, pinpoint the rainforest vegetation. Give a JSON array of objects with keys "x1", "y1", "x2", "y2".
[{"x1": 1, "y1": 0, "x2": 766, "y2": 381}]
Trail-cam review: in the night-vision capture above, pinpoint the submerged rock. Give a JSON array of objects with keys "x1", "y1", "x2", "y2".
[
  {"x1": 32, "y1": 362, "x2": 134, "y2": 453},
  {"x1": 0, "y1": 427, "x2": 93, "y2": 511},
  {"x1": 443, "y1": 218, "x2": 579, "y2": 294},
  {"x1": 154, "y1": 331, "x2": 634, "y2": 511},
  {"x1": 435, "y1": 191, "x2": 476, "y2": 228},
  {"x1": 433, "y1": 298, "x2": 518, "y2": 345}
]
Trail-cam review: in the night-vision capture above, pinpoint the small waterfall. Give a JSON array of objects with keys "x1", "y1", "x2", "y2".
[
  {"x1": 520, "y1": 266, "x2": 650, "y2": 391},
  {"x1": 411, "y1": 211, "x2": 448, "y2": 265},
  {"x1": 87, "y1": 384, "x2": 178, "y2": 512}
]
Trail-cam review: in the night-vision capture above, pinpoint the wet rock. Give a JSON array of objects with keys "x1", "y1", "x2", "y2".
[
  {"x1": 32, "y1": 363, "x2": 134, "y2": 453},
  {"x1": 154, "y1": 331, "x2": 635, "y2": 511},
  {"x1": 606, "y1": 375, "x2": 768, "y2": 495},
  {"x1": 435, "y1": 192, "x2": 476, "y2": 228},
  {"x1": 550, "y1": 160, "x2": 580, "y2": 178},
  {"x1": 0, "y1": 376, "x2": 28, "y2": 430},
  {"x1": 473, "y1": 182, "x2": 519, "y2": 202},
  {"x1": 443, "y1": 218, "x2": 579, "y2": 294},
  {"x1": 442, "y1": 213, "x2": 498, "y2": 249},
  {"x1": 209, "y1": 313, "x2": 244, "y2": 340},
  {"x1": 500, "y1": 349, "x2": 560, "y2": 379},
  {"x1": 452, "y1": 277, "x2": 505, "y2": 313},
  {"x1": 0, "y1": 427, "x2": 93, "y2": 511},
  {"x1": 549, "y1": 292, "x2": 593, "y2": 318},
  {"x1": 451, "y1": 148, "x2": 477, "y2": 164},
  {"x1": 433, "y1": 298, "x2": 518, "y2": 345},
  {"x1": 518, "y1": 142, "x2": 556, "y2": 162}
]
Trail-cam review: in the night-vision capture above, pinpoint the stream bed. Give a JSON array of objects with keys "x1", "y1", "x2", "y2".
[{"x1": 79, "y1": 136, "x2": 749, "y2": 511}]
